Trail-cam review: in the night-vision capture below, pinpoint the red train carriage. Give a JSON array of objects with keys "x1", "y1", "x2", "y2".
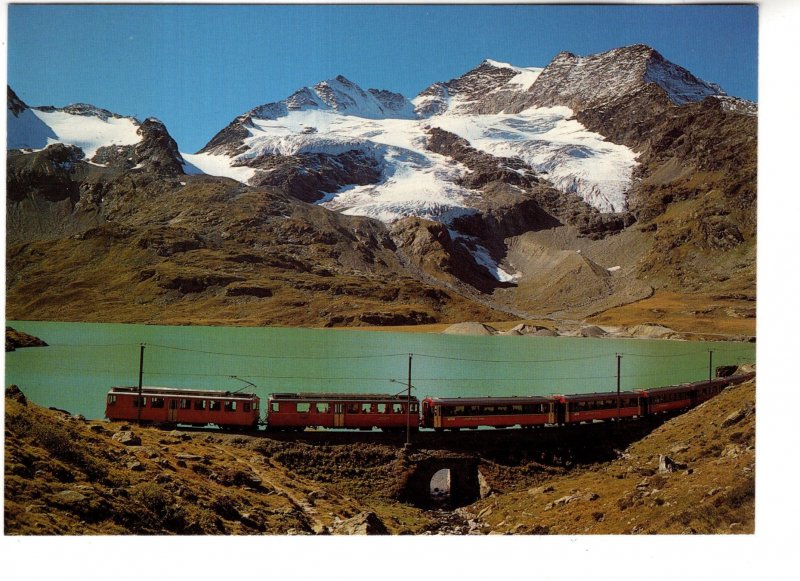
[
  {"x1": 266, "y1": 393, "x2": 419, "y2": 432},
  {"x1": 693, "y1": 377, "x2": 730, "y2": 405},
  {"x1": 557, "y1": 391, "x2": 643, "y2": 424},
  {"x1": 636, "y1": 384, "x2": 696, "y2": 415},
  {"x1": 105, "y1": 386, "x2": 261, "y2": 429},
  {"x1": 421, "y1": 396, "x2": 554, "y2": 431}
]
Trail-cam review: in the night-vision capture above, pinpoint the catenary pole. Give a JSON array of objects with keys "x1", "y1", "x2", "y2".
[
  {"x1": 616, "y1": 353, "x2": 622, "y2": 422},
  {"x1": 137, "y1": 343, "x2": 145, "y2": 425},
  {"x1": 406, "y1": 353, "x2": 413, "y2": 449},
  {"x1": 709, "y1": 350, "x2": 714, "y2": 383}
]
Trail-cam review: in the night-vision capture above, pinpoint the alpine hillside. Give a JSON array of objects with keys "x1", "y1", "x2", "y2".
[{"x1": 6, "y1": 45, "x2": 757, "y2": 332}]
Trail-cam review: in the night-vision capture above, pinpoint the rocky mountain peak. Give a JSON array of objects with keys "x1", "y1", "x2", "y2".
[
  {"x1": 7, "y1": 86, "x2": 28, "y2": 116},
  {"x1": 508, "y1": 44, "x2": 724, "y2": 113},
  {"x1": 414, "y1": 59, "x2": 523, "y2": 116}
]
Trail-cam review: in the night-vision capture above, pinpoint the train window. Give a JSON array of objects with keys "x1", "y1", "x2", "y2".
[
  {"x1": 224, "y1": 401, "x2": 237, "y2": 412},
  {"x1": 411, "y1": 403, "x2": 418, "y2": 413},
  {"x1": 483, "y1": 406, "x2": 495, "y2": 414},
  {"x1": 468, "y1": 406, "x2": 481, "y2": 414},
  {"x1": 243, "y1": 402, "x2": 251, "y2": 413},
  {"x1": 194, "y1": 399, "x2": 206, "y2": 410},
  {"x1": 347, "y1": 403, "x2": 360, "y2": 414},
  {"x1": 209, "y1": 400, "x2": 221, "y2": 412},
  {"x1": 454, "y1": 406, "x2": 465, "y2": 416},
  {"x1": 133, "y1": 397, "x2": 147, "y2": 408},
  {"x1": 107, "y1": 395, "x2": 117, "y2": 405},
  {"x1": 151, "y1": 397, "x2": 164, "y2": 408},
  {"x1": 296, "y1": 403, "x2": 310, "y2": 413},
  {"x1": 361, "y1": 403, "x2": 372, "y2": 413},
  {"x1": 393, "y1": 403, "x2": 404, "y2": 413},
  {"x1": 271, "y1": 402, "x2": 280, "y2": 413},
  {"x1": 377, "y1": 403, "x2": 386, "y2": 413},
  {"x1": 315, "y1": 402, "x2": 330, "y2": 413},
  {"x1": 512, "y1": 405, "x2": 523, "y2": 412},
  {"x1": 180, "y1": 399, "x2": 190, "y2": 409},
  {"x1": 253, "y1": 401, "x2": 259, "y2": 411}
]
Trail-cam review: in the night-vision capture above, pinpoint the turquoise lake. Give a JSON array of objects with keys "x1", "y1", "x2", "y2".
[{"x1": 5, "y1": 321, "x2": 756, "y2": 420}]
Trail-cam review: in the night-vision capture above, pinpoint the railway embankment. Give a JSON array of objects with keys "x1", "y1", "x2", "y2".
[{"x1": 4, "y1": 370, "x2": 755, "y2": 534}]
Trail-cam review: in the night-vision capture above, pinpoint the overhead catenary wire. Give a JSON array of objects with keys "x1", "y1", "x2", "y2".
[{"x1": 42, "y1": 341, "x2": 754, "y2": 364}]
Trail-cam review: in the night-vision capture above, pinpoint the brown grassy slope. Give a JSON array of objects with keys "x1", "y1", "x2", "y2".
[
  {"x1": 6, "y1": 175, "x2": 508, "y2": 327},
  {"x1": 3, "y1": 388, "x2": 433, "y2": 535},
  {"x1": 463, "y1": 374, "x2": 756, "y2": 534},
  {"x1": 587, "y1": 290, "x2": 756, "y2": 338}
]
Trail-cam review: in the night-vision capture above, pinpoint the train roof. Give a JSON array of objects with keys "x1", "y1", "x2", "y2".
[
  {"x1": 638, "y1": 384, "x2": 696, "y2": 395},
  {"x1": 423, "y1": 395, "x2": 552, "y2": 406},
  {"x1": 558, "y1": 390, "x2": 640, "y2": 401},
  {"x1": 268, "y1": 392, "x2": 418, "y2": 402},
  {"x1": 109, "y1": 386, "x2": 258, "y2": 400}
]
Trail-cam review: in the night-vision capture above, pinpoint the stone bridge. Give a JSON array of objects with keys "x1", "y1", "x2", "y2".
[{"x1": 397, "y1": 451, "x2": 481, "y2": 509}]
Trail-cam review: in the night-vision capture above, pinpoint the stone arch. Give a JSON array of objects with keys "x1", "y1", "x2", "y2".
[{"x1": 398, "y1": 454, "x2": 480, "y2": 509}]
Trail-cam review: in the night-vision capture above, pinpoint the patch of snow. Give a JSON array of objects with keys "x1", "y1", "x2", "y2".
[
  {"x1": 430, "y1": 106, "x2": 637, "y2": 212},
  {"x1": 7, "y1": 108, "x2": 141, "y2": 158},
  {"x1": 469, "y1": 243, "x2": 520, "y2": 282},
  {"x1": 713, "y1": 95, "x2": 757, "y2": 116},
  {"x1": 483, "y1": 59, "x2": 544, "y2": 91},
  {"x1": 181, "y1": 152, "x2": 257, "y2": 182}
]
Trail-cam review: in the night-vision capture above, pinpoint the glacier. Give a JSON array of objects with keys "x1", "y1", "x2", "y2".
[{"x1": 184, "y1": 61, "x2": 640, "y2": 220}]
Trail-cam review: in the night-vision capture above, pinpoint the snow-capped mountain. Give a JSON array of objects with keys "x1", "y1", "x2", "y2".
[
  {"x1": 6, "y1": 87, "x2": 185, "y2": 174},
  {"x1": 186, "y1": 60, "x2": 643, "y2": 216}
]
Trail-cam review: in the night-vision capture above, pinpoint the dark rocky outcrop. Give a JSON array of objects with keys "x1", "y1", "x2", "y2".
[
  {"x1": 5, "y1": 328, "x2": 48, "y2": 352},
  {"x1": 246, "y1": 150, "x2": 382, "y2": 204}
]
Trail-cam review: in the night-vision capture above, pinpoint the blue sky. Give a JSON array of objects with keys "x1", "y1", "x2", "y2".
[{"x1": 8, "y1": 4, "x2": 758, "y2": 153}]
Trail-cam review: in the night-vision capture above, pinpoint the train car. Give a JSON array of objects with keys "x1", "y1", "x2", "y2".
[
  {"x1": 557, "y1": 391, "x2": 643, "y2": 424},
  {"x1": 105, "y1": 386, "x2": 261, "y2": 429},
  {"x1": 637, "y1": 384, "x2": 696, "y2": 415},
  {"x1": 266, "y1": 392, "x2": 419, "y2": 431},
  {"x1": 421, "y1": 396, "x2": 554, "y2": 431},
  {"x1": 693, "y1": 379, "x2": 727, "y2": 406}
]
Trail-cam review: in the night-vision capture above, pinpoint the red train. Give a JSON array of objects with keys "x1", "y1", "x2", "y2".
[
  {"x1": 421, "y1": 396, "x2": 554, "y2": 431},
  {"x1": 105, "y1": 372, "x2": 753, "y2": 432},
  {"x1": 105, "y1": 386, "x2": 260, "y2": 430},
  {"x1": 266, "y1": 392, "x2": 419, "y2": 432}
]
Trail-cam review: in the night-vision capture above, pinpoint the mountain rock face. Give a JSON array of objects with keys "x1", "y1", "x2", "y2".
[
  {"x1": 5, "y1": 44, "x2": 757, "y2": 327},
  {"x1": 414, "y1": 59, "x2": 542, "y2": 117},
  {"x1": 506, "y1": 44, "x2": 724, "y2": 114}
]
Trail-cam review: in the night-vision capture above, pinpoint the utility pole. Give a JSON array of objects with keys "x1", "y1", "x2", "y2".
[
  {"x1": 708, "y1": 350, "x2": 714, "y2": 383},
  {"x1": 616, "y1": 353, "x2": 622, "y2": 422},
  {"x1": 137, "y1": 343, "x2": 145, "y2": 425},
  {"x1": 406, "y1": 353, "x2": 413, "y2": 450}
]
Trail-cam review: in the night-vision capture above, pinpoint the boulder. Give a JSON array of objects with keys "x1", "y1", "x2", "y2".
[
  {"x1": 579, "y1": 325, "x2": 607, "y2": 338},
  {"x1": 626, "y1": 324, "x2": 678, "y2": 339},
  {"x1": 332, "y1": 511, "x2": 388, "y2": 535},
  {"x1": 533, "y1": 328, "x2": 560, "y2": 337},
  {"x1": 5, "y1": 384, "x2": 27, "y2": 405},
  {"x1": 175, "y1": 453, "x2": 204, "y2": 461},
  {"x1": 442, "y1": 322, "x2": 498, "y2": 336},
  {"x1": 658, "y1": 455, "x2": 687, "y2": 473},
  {"x1": 112, "y1": 431, "x2": 141, "y2": 446}
]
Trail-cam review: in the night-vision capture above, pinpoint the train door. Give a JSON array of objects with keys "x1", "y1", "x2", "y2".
[
  {"x1": 334, "y1": 403, "x2": 345, "y2": 428},
  {"x1": 434, "y1": 404, "x2": 442, "y2": 429},
  {"x1": 168, "y1": 399, "x2": 178, "y2": 422}
]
